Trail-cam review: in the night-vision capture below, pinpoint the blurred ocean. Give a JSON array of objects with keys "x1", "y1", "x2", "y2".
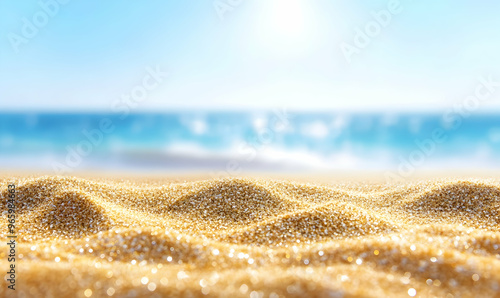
[{"x1": 1, "y1": 112, "x2": 500, "y2": 174}]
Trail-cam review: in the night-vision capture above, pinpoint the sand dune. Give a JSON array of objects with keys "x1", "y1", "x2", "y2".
[{"x1": 1, "y1": 176, "x2": 500, "y2": 297}]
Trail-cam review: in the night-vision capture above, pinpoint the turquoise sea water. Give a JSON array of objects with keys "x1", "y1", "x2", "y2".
[{"x1": 1, "y1": 112, "x2": 499, "y2": 174}]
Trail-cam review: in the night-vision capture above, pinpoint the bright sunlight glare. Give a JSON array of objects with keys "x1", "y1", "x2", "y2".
[{"x1": 253, "y1": 0, "x2": 321, "y2": 57}]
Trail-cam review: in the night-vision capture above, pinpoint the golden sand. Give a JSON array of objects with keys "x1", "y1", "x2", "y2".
[{"x1": 1, "y1": 175, "x2": 500, "y2": 297}]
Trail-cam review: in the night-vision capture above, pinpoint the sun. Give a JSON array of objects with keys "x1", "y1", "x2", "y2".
[
  {"x1": 269, "y1": 0, "x2": 307, "y2": 37},
  {"x1": 253, "y1": 0, "x2": 321, "y2": 56}
]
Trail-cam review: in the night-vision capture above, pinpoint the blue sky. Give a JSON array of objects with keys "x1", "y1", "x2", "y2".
[{"x1": 1, "y1": 0, "x2": 500, "y2": 111}]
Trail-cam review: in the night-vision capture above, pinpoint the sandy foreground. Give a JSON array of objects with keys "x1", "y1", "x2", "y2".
[{"x1": 1, "y1": 175, "x2": 500, "y2": 297}]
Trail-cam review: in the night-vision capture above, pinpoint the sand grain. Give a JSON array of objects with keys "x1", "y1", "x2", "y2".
[{"x1": 1, "y1": 176, "x2": 500, "y2": 297}]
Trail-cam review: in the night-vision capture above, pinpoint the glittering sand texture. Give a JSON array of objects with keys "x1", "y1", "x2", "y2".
[{"x1": 1, "y1": 176, "x2": 500, "y2": 297}]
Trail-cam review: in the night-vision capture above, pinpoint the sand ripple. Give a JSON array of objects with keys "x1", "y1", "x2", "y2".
[{"x1": 1, "y1": 176, "x2": 500, "y2": 297}]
